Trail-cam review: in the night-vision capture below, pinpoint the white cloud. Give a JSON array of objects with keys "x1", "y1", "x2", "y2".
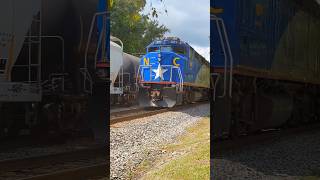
[
  {"x1": 191, "y1": 44, "x2": 210, "y2": 62},
  {"x1": 143, "y1": 0, "x2": 210, "y2": 61}
]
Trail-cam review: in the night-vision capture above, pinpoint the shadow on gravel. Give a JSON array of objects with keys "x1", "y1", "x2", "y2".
[{"x1": 211, "y1": 131, "x2": 320, "y2": 178}]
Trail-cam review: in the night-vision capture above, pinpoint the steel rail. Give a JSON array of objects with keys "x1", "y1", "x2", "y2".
[
  {"x1": 213, "y1": 123, "x2": 320, "y2": 155},
  {"x1": 110, "y1": 101, "x2": 209, "y2": 125}
]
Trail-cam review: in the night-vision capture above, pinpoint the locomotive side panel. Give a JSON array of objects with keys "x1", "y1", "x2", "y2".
[
  {"x1": 212, "y1": 0, "x2": 320, "y2": 84},
  {"x1": 272, "y1": 10, "x2": 320, "y2": 83},
  {"x1": 211, "y1": 0, "x2": 320, "y2": 138},
  {"x1": 185, "y1": 47, "x2": 210, "y2": 88}
]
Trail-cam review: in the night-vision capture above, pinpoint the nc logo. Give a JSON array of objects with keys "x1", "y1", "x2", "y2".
[
  {"x1": 173, "y1": 57, "x2": 180, "y2": 67},
  {"x1": 143, "y1": 58, "x2": 150, "y2": 65}
]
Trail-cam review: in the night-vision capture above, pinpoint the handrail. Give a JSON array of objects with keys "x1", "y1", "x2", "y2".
[
  {"x1": 211, "y1": 14, "x2": 234, "y2": 98},
  {"x1": 135, "y1": 65, "x2": 141, "y2": 90},
  {"x1": 25, "y1": 35, "x2": 65, "y2": 72},
  {"x1": 85, "y1": 11, "x2": 107, "y2": 69},
  {"x1": 80, "y1": 68, "x2": 93, "y2": 94},
  {"x1": 83, "y1": 11, "x2": 107, "y2": 95},
  {"x1": 177, "y1": 67, "x2": 183, "y2": 92},
  {"x1": 110, "y1": 36, "x2": 124, "y2": 50},
  {"x1": 221, "y1": 18, "x2": 234, "y2": 97},
  {"x1": 213, "y1": 16, "x2": 227, "y2": 98},
  {"x1": 95, "y1": 28, "x2": 104, "y2": 65},
  {"x1": 211, "y1": 72, "x2": 221, "y2": 101}
]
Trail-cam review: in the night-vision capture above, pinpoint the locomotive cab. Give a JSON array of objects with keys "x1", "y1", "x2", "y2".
[
  {"x1": 137, "y1": 37, "x2": 189, "y2": 107},
  {"x1": 138, "y1": 37, "x2": 209, "y2": 108}
]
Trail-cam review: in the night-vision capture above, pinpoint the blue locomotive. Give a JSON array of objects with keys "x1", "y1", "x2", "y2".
[
  {"x1": 211, "y1": 0, "x2": 320, "y2": 137},
  {"x1": 137, "y1": 37, "x2": 210, "y2": 107}
]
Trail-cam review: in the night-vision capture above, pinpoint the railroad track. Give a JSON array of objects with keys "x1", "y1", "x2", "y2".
[
  {"x1": 110, "y1": 101, "x2": 209, "y2": 125},
  {"x1": 110, "y1": 106, "x2": 147, "y2": 118},
  {"x1": 213, "y1": 122, "x2": 320, "y2": 155},
  {"x1": 20, "y1": 163, "x2": 107, "y2": 180},
  {"x1": 0, "y1": 102, "x2": 207, "y2": 179},
  {"x1": 0, "y1": 147, "x2": 107, "y2": 180}
]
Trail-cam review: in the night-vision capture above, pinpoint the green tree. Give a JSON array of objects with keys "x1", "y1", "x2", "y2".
[{"x1": 110, "y1": 0, "x2": 169, "y2": 54}]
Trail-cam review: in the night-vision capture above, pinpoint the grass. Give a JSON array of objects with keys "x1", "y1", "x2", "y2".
[
  {"x1": 140, "y1": 117, "x2": 210, "y2": 180},
  {"x1": 301, "y1": 176, "x2": 320, "y2": 180},
  {"x1": 300, "y1": 169, "x2": 320, "y2": 180}
]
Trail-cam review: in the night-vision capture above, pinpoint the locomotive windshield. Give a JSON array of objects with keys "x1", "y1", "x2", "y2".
[
  {"x1": 148, "y1": 45, "x2": 186, "y2": 55},
  {"x1": 172, "y1": 46, "x2": 186, "y2": 55},
  {"x1": 148, "y1": 47, "x2": 160, "y2": 52},
  {"x1": 160, "y1": 46, "x2": 173, "y2": 52}
]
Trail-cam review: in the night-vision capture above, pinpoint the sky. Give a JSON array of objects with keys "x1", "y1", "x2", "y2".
[{"x1": 143, "y1": 0, "x2": 210, "y2": 61}]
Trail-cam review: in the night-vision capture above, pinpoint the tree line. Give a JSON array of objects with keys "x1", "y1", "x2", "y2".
[{"x1": 110, "y1": 0, "x2": 169, "y2": 55}]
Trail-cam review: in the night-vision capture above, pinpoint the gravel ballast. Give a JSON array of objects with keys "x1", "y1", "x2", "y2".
[
  {"x1": 0, "y1": 140, "x2": 99, "y2": 161},
  {"x1": 212, "y1": 130, "x2": 320, "y2": 180},
  {"x1": 110, "y1": 103, "x2": 209, "y2": 179}
]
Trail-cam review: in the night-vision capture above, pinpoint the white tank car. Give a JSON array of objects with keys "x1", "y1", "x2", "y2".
[
  {"x1": 0, "y1": 0, "x2": 106, "y2": 140},
  {"x1": 120, "y1": 53, "x2": 140, "y2": 104},
  {"x1": 0, "y1": 0, "x2": 41, "y2": 102},
  {"x1": 0, "y1": 0, "x2": 41, "y2": 70},
  {"x1": 110, "y1": 36, "x2": 140, "y2": 105},
  {"x1": 122, "y1": 53, "x2": 139, "y2": 89},
  {"x1": 110, "y1": 36, "x2": 124, "y2": 95},
  {"x1": 0, "y1": 0, "x2": 101, "y2": 102},
  {"x1": 111, "y1": 52, "x2": 140, "y2": 105}
]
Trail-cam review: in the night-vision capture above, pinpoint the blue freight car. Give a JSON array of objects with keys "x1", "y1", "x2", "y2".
[
  {"x1": 211, "y1": 0, "x2": 320, "y2": 137},
  {"x1": 137, "y1": 37, "x2": 210, "y2": 107}
]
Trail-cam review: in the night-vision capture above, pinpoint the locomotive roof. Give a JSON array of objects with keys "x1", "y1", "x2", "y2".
[
  {"x1": 147, "y1": 37, "x2": 189, "y2": 47},
  {"x1": 147, "y1": 37, "x2": 209, "y2": 66}
]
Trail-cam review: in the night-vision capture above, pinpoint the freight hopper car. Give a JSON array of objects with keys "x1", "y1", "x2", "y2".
[
  {"x1": 119, "y1": 53, "x2": 139, "y2": 104},
  {"x1": 211, "y1": 0, "x2": 320, "y2": 138},
  {"x1": 0, "y1": 0, "x2": 109, "y2": 140},
  {"x1": 110, "y1": 36, "x2": 139, "y2": 105},
  {"x1": 137, "y1": 37, "x2": 210, "y2": 108}
]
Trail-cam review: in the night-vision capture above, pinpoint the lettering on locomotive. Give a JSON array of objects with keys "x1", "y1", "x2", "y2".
[
  {"x1": 173, "y1": 57, "x2": 180, "y2": 67},
  {"x1": 143, "y1": 57, "x2": 150, "y2": 65}
]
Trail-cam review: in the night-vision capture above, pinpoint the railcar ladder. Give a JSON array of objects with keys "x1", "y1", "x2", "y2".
[
  {"x1": 211, "y1": 14, "x2": 234, "y2": 100},
  {"x1": 0, "y1": 7, "x2": 42, "y2": 102},
  {"x1": 1, "y1": 12, "x2": 42, "y2": 84}
]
